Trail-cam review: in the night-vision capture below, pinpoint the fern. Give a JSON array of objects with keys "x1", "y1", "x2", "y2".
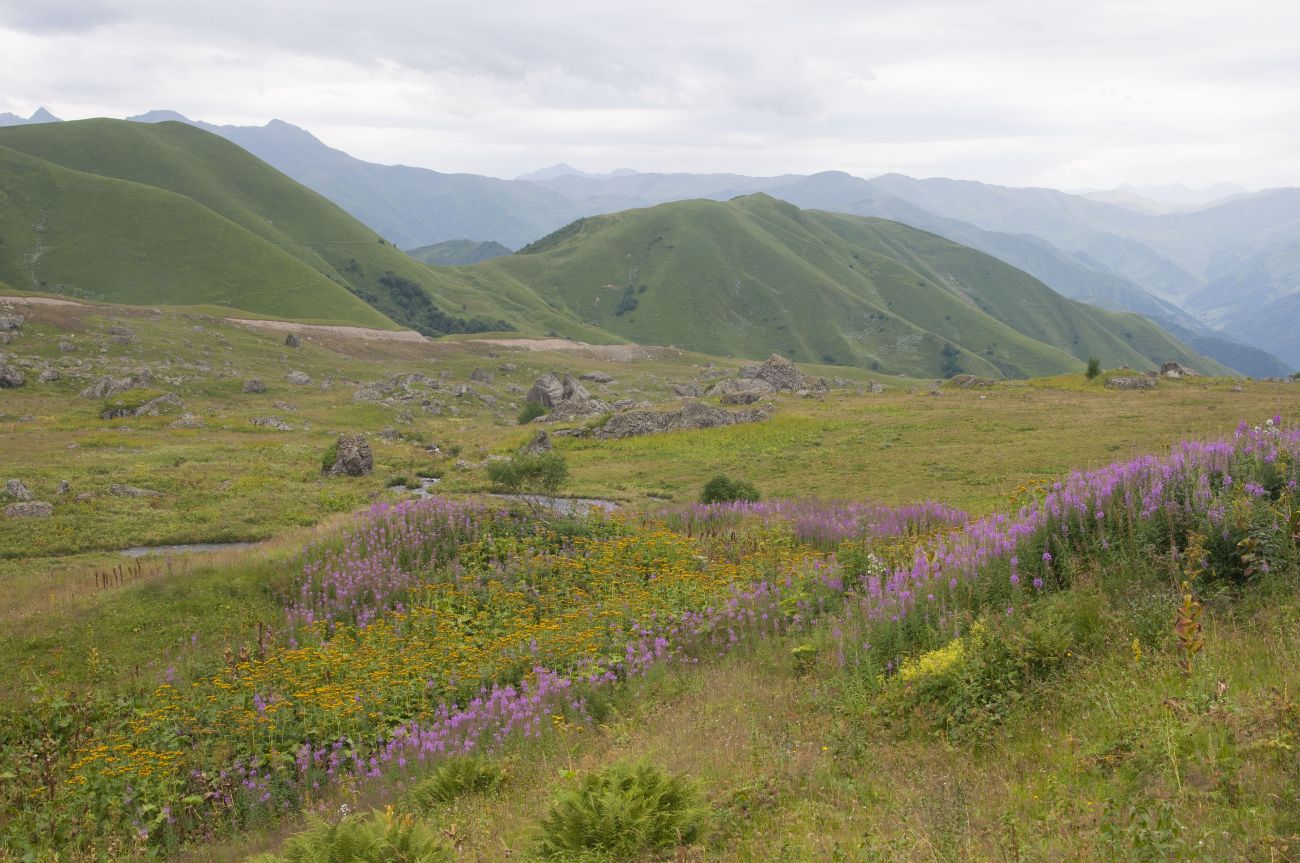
[
  {"x1": 407, "y1": 756, "x2": 506, "y2": 809},
  {"x1": 250, "y1": 808, "x2": 451, "y2": 863}
]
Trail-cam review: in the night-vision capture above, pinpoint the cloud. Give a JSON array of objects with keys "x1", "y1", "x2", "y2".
[{"x1": 0, "y1": 0, "x2": 1297, "y2": 188}]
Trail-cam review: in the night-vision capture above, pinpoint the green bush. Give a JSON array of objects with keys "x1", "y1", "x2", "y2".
[
  {"x1": 319, "y1": 440, "x2": 339, "y2": 472},
  {"x1": 388, "y1": 475, "x2": 412, "y2": 489},
  {"x1": 247, "y1": 809, "x2": 451, "y2": 863},
  {"x1": 407, "y1": 756, "x2": 505, "y2": 810},
  {"x1": 700, "y1": 475, "x2": 760, "y2": 504},
  {"x1": 485, "y1": 453, "x2": 568, "y2": 495},
  {"x1": 535, "y1": 761, "x2": 708, "y2": 860},
  {"x1": 518, "y1": 402, "x2": 548, "y2": 424},
  {"x1": 1086, "y1": 357, "x2": 1102, "y2": 379}
]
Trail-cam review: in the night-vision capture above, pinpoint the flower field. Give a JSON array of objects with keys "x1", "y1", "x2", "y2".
[{"x1": 1, "y1": 418, "x2": 1297, "y2": 860}]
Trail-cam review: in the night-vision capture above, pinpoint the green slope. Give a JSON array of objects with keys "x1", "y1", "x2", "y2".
[
  {"x1": 0, "y1": 143, "x2": 395, "y2": 327},
  {"x1": 0, "y1": 120, "x2": 505, "y2": 335},
  {"x1": 406, "y1": 239, "x2": 513, "y2": 266},
  {"x1": 421, "y1": 194, "x2": 1223, "y2": 378}
]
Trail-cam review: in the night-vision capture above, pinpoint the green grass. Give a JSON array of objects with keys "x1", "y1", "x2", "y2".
[{"x1": 405, "y1": 239, "x2": 513, "y2": 265}]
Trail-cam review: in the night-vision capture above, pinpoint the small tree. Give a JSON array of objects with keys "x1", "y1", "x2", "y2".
[
  {"x1": 517, "y1": 402, "x2": 547, "y2": 424},
  {"x1": 700, "y1": 474, "x2": 760, "y2": 504},
  {"x1": 486, "y1": 453, "x2": 568, "y2": 495},
  {"x1": 1086, "y1": 358, "x2": 1102, "y2": 379}
]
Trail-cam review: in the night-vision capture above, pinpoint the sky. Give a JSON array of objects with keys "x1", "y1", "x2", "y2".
[{"x1": 1, "y1": 0, "x2": 1297, "y2": 189}]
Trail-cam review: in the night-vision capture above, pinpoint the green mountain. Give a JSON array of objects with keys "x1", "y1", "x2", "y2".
[
  {"x1": 421, "y1": 195, "x2": 1227, "y2": 379},
  {"x1": 0, "y1": 119, "x2": 506, "y2": 335},
  {"x1": 406, "y1": 239, "x2": 513, "y2": 266}
]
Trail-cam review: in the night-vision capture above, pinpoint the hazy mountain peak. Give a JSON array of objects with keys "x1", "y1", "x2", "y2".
[
  {"x1": 127, "y1": 109, "x2": 194, "y2": 124},
  {"x1": 0, "y1": 107, "x2": 62, "y2": 127},
  {"x1": 517, "y1": 163, "x2": 640, "y2": 182}
]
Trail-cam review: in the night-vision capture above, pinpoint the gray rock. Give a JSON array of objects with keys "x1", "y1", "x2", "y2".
[
  {"x1": 672, "y1": 383, "x2": 702, "y2": 398},
  {"x1": 1105, "y1": 376, "x2": 1157, "y2": 390},
  {"x1": 110, "y1": 483, "x2": 159, "y2": 497},
  {"x1": 579, "y1": 371, "x2": 615, "y2": 383},
  {"x1": 324, "y1": 433, "x2": 373, "y2": 477},
  {"x1": 55, "y1": 480, "x2": 70, "y2": 495},
  {"x1": 521, "y1": 430, "x2": 553, "y2": 454},
  {"x1": 5, "y1": 501, "x2": 52, "y2": 518},
  {"x1": 949, "y1": 374, "x2": 994, "y2": 389},
  {"x1": 498, "y1": 363, "x2": 518, "y2": 372},
  {"x1": 58, "y1": 341, "x2": 76, "y2": 353},
  {"x1": 594, "y1": 399, "x2": 769, "y2": 440},
  {"x1": 1160, "y1": 361, "x2": 1198, "y2": 378},
  {"x1": 527, "y1": 373, "x2": 588, "y2": 408},
  {"x1": 0, "y1": 365, "x2": 25, "y2": 388},
  {"x1": 6, "y1": 479, "x2": 33, "y2": 501},
  {"x1": 101, "y1": 392, "x2": 183, "y2": 420},
  {"x1": 352, "y1": 387, "x2": 383, "y2": 403},
  {"x1": 250, "y1": 417, "x2": 292, "y2": 431},
  {"x1": 377, "y1": 426, "x2": 400, "y2": 441},
  {"x1": 170, "y1": 413, "x2": 206, "y2": 429},
  {"x1": 272, "y1": 400, "x2": 297, "y2": 412},
  {"x1": 37, "y1": 368, "x2": 60, "y2": 383},
  {"x1": 868, "y1": 381, "x2": 884, "y2": 394},
  {"x1": 470, "y1": 368, "x2": 495, "y2": 384},
  {"x1": 721, "y1": 392, "x2": 762, "y2": 405},
  {"x1": 107, "y1": 325, "x2": 133, "y2": 338},
  {"x1": 0, "y1": 315, "x2": 24, "y2": 331},
  {"x1": 285, "y1": 333, "x2": 301, "y2": 348},
  {"x1": 74, "y1": 491, "x2": 95, "y2": 502},
  {"x1": 737, "y1": 353, "x2": 827, "y2": 394},
  {"x1": 80, "y1": 370, "x2": 152, "y2": 399},
  {"x1": 242, "y1": 378, "x2": 267, "y2": 394},
  {"x1": 706, "y1": 378, "x2": 774, "y2": 399},
  {"x1": 0, "y1": 332, "x2": 11, "y2": 345},
  {"x1": 286, "y1": 370, "x2": 311, "y2": 385}
]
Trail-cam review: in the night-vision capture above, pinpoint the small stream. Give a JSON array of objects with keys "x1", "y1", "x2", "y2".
[{"x1": 488, "y1": 494, "x2": 620, "y2": 515}]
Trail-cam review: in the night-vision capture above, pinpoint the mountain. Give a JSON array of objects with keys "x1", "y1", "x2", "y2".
[
  {"x1": 406, "y1": 239, "x2": 513, "y2": 266},
  {"x1": 0, "y1": 108, "x2": 61, "y2": 127},
  {"x1": 516, "y1": 164, "x2": 639, "y2": 182},
  {"x1": 0, "y1": 119, "x2": 507, "y2": 335},
  {"x1": 417, "y1": 195, "x2": 1226, "y2": 379}
]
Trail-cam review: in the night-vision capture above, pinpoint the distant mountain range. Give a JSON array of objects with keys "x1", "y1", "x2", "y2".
[
  {"x1": 0, "y1": 107, "x2": 61, "y2": 127},
  {"x1": 6, "y1": 107, "x2": 1296, "y2": 374}
]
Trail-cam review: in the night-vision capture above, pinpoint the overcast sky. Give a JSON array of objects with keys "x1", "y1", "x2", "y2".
[{"x1": 1, "y1": 0, "x2": 1297, "y2": 189}]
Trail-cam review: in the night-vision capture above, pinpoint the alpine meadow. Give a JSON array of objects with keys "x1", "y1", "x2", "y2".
[{"x1": 2, "y1": 4, "x2": 1300, "y2": 862}]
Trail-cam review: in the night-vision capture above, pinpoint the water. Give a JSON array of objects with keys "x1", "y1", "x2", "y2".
[
  {"x1": 119, "y1": 541, "x2": 261, "y2": 558},
  {"x1": 411, "y1": 477, "x2": 442, "y2": 499}
]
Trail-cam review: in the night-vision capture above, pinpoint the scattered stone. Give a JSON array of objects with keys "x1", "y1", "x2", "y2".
[
  {"x1": 470, "y1": 368, "x2": 495, "y2": 384},
  {"x1": 242, "y1": 378, "x2": 267, "y2": 394},
  {"x1": 1160, "y1": 361, "x2": 1198, "y2": 378},
  {"x1": 737, "y1": 353, "x2": 827, "y2": 394},
  {"x1": 352, "y1": 387, "x2": 383, "y2": 403},
  {"x1": 0, "y1": 364, "x2": 25, "y2": 388},
  {"x1": 452, "y1": 384, "x2": 472, "y2": 397},
  {"x1": 0, "y1": 333, "x2": 11, "y2": 345},
  {"x1": 721, "y1": 392, "x2": 762, "y2": 405},
  {"x1": 378, "y1": 426, "x2": 401, "y2": 441},
  {"x1": 5, "y1": 501, "x2": 52, "y2": 518},
  {"x1": 498, "y1": 363, "x2": 517, "y2": 372},
  {"x1": 1230, "y1": 384, "x2": 1245, "y2": 392},
  {"x1": 74, "y1": 492, "x2": 95, "y2": 502},
  {"x1": 109, "y1": 334, "x2": 133, "y2": 346},
  {"x1": 6, "y1": 479, "x2": 33, "y2": 501},
  {"x1": 0, "y1": 315, "x2": 24, "y2": 331},
  {"x1": 250, "y1": 417, "x2": 292, "y2": 431},
  {"x1": 520, "y1": 430, "x2": 553, "y2": 454},
  {"x1": 528, "y1": 372, "x2": 610, "y2": 419},
  {"x1": 579, "y1": 371, "x2": 615, "y2": 384},
  {"x1": 1105, "y1": 376, "x2": 1157, "y2": 390},
  {"x1": 55, "y1": 480, "x2": 70, "y2": 495},
  {"x1": 80, "y1": 370, "x2": 152, "y2": 399},
  {"x1": 58, "y1": 341, "x2": 76, "y2": 353},
  {"x1": 101, "y1": 392, "x2": 183, "y2": 420},
  {"x1": 107, "y1": 325, "x2": 133, "y2": 338},
  {"x1": 672, "y1": 383, "x2": 702, "y2": 398},
  {"x1": 110, "y1": 483, "x2": 160, "y2": 497},
  {"x1": 706, "y1": 378, "x2": 774, "y2": 399},
  {"x1": 284, "y1": 333, "x2": 301, "y2": 348},
  {"x1": 454, "y1": 459, "x2": 476, "y2": 471},
  {"x1": 949, "y1": 374, "x2": 994, "y2": 389},
  {"x1": 37, "y1": 368, "x2": 60, "y2": 383},
  {"x1": 286, "y1": 370, "x2": 311, "y2": 385},
  {"x1": 170, "y1": 413, "x2": 206, "y2": 429},
  {"x1": 324, "y1": 433, "x2": 373, "y2": 477},
  {"x1": 594, "y1": 400, "x2": 769, "y2": 440},
  {"x1": 612, "y1": 399, "x2": 636, "y2": 410},
  {"x1": 868, "y1": 381, "x2": 885, "y2": 393},
  {"x1": 478, "y1": 394, "x2": 497, "y2": 407},
  {"x1": 272, "y1": 400, "x2": 297, "y2": 412}
]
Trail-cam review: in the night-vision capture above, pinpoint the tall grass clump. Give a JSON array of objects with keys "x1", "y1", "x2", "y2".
[
  {"x1": 535, "y1": 761, "x2": 708, "y2": 860},
  {"x1": 247, "y1": 808, "x2": 450, "y2": 863}
]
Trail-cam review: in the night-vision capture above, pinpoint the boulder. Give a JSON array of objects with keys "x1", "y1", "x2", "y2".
[
  {"x1": 594, "y1": 399, "x2": 769, "y2": 440},
  {"x1": 949, "y1": 374, "x2": 994, "y2": 389},
  {"x1": 250, "y1": 417, "x2": 292, "y2": 431},
  {"x1": 55, "y1": 480, "x2": 70, "y2": 495},
  {"x1": 169, "y1": 413, "x2": 206, "y2": 429},
  {"x1": 5, "y1": 501, "x2": 52, "y2": 518},
  {"x1": 528, "y1": 372, "x2": 610, "y2": 419},
  {"x1": 1105, "y1": 376, "x2": 1157, "y2": 390},
  {"x1": 706, "y1": 378, "x2": 775, "y2": 399},
  {"x1": 470, "y1": 368, "x2": 495, "y2": 384},
  {"x1": 285, "y1": 333, "x2": 301, "y2": 348},
  {"x1": 101, "y1": 392, "x2": 183, "y2": 420},
  {"x1": 0, "y1": 364, "x2": 25, "y2": 388},
  {"x1": 325, "y1": 433, "x2": 373, "y2": 477},
  {"x1": 672, "y1": 382, "x2": 702, "y2": 398},
  {"x1": 272, "y1": 400, "x2": 297, "y2": 412},
  {"x1": 5, "y1": 479, "x2": 33, "y2": 501},
  {"x1": 737, "y1": 353, "x2": 827, "y2": 394},
  {"x1": 868, "y1": 381, "x2": 885, "y2": 393},
  {"x1": 110, "y1": 483, "x2": 160, "y2": 497},
  {"x1": 0, "y1": 315, "x2": 24, "y2": 331},
  {"x1": 721, "y1": 392, "x2": 762, "y2": 405},
  {"x1": 242, "y1": 378, "x2": 267, "y2": 394},
  {"x1": 37, "y1": 368, "x2": 60, "y2": 383},
  {"x1": 498, "y1": 363, "x2": 518, "y2": 372},
  {"x1": 58, "y1": 341, "x2": 76, "y2": 353},
  {"x1": 579, "y1": 371, "x2": 615, "y2": 384},
  {"x1": 80, "y1": 370, "x2": 152, "y2": 399},
  {"x1": 286, "y1": 370, "x2": 311, "y2": 385},
  {"x1": 521, "y1": 430, "x2": 553, "y2": 454},
  {"x1": 1160, "y1": 361, "x2": 1198, "y2": 378}
]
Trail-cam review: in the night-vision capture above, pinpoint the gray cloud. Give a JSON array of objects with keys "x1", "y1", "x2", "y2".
[{"x1": 0, "y1": 0, "x2": 1297, "y2": 188}]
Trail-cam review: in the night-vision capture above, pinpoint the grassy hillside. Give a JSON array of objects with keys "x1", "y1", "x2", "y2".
[
  {"x1": 428, "y1": 195, "x2": 1224, "y2": 378},
  {"x1": 0, "y1": 120, "x2": 506, "y2": 336},
  {"x1": 0, "y1": 143, "x2": 396, "y2": 327},
  {"x1": 405, "y1": 239, "x2": 513, "y2": 265}
]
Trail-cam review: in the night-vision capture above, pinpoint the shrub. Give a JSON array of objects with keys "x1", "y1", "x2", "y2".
[
  {"x1": 407, "y1": 757, "x2": 505, "y2": 810},
  {"x1": 535, "y1": 762, "x2": 708, "y2": 860},
  {"x1": 319, "y1": 440, "x2": 339, "y2": 472},
  {"x1": 700, "y1": 475, "x2": 760, "y2": 504},
  {"x1": 1086, "y1": 357, "x2": 1102, "y2": 379},
  {"x1": 388, "y1": 475, "x2": 412, "y2": 489},
  {"x1": 518, "y1": 402, "x2": 548, "y2": 424},
  {"x1": 486, "y1": 453, "x2": 569, "y2": 495},
  {"x1": 248, "y1": 809, "x2": 451, "y2": 863}
]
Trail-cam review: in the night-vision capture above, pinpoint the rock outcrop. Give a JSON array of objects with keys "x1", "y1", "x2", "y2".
[
  {"x1": 80, "y1": 370, "x2": 152, "y2": 399},
  {"x1": 528, "y1": 372, "x2": 611, "y2": 419},
  {"x1": 284, "y1": 333, "x2": 301, "y2": 348},
  {"x1": 0, "y1": 364, "x2": 24, "y2": 388},
  {"x1": 1160, "y1": 361, "x2": 1198, "y2": 378},
  {"x1": 325, "y1": 433, "x2": 373, "y2": 477},
  {"x1": 285, "y1": 370, "x2": 311, "y2": 385},
  {"x1": 593, "y1": 400, "x2": 768, "y2": 440},
  {"x1": 0, "y1": 315, "x2": 24, "y2": 331},
  {"x1": 101, "y1": 392, "x2": 183, "y2": 420},
  {"x1": 5, "y1": 501, "x2": 52, "y2": 518},
  {"x1": 242, "y1": 378, "x2": 267, "y2": 394},
  {"x1": 579, "y1": 371, "x2": 615, "y2": 384},
  {"x1": 707, "y1": 354, "x2": 827, "y2": 399},
  {"x1": 1105, "y1": 376, "x2": 1157, "y2": 390},
  {"x1": 520, "y1": 430, "x2": 553, "y2": 454},
  {"x1": 6, "y1": 479, "x2": 33, "y2": 501},
  {"x1": 250, "y1": 417, "x2": 292, "y2": 431}
]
